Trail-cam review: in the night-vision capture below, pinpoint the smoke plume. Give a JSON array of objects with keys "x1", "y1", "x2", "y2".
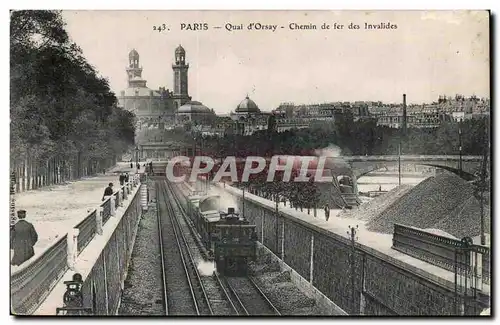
[
  {"x1": 197, "y1": 260, "x2": 215, "y2": 276},
  {"x1": 314, "y1": 144, "x2": 343, "y2": 157}
]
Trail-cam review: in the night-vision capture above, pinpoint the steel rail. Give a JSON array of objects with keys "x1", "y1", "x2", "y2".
[
  {"x1": 162, "y1": 180, "x2": 213, "y2": 315},
  {"x1": 157, "y1": 181, "x2": 199, "y2": 315},
  {"x1": 155, "y1": 182, "x2": 169, "y2": 315}
]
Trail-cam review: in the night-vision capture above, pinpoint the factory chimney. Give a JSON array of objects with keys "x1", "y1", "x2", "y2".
[{"x1": 402, "y1": 94, "x2": 407, "y2": 136}]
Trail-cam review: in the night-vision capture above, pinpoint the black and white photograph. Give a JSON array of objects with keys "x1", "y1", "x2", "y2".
[{"x1": 9, "y1": 9, "x2": 491, "y2": 317}]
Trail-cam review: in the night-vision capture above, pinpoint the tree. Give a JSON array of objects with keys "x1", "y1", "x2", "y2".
[{"x1": 10, "y1": 10, "x2": 136, "y2": 190}]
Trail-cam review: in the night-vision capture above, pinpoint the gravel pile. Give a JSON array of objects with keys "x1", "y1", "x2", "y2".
[
  {"x1": 118, "y1": 203, "x2": 165, "y2": 315},
  {"x1": 366, "y1": 173, "x2": 480, "y2": 236},
  {"x1": 432, "y1": 194, "x2": 491, "y2": 239},
  {"x1": 340, "y1": 184, "x2": 413, "y2": 221}
]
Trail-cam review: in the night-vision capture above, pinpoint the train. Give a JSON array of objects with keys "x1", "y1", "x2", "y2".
[{"x1": 186, "y1": 194, "x2": 258, "y2": 275}]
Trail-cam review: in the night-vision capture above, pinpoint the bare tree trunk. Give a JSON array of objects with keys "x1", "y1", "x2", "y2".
[
  {"x1": 21, "y1": 158, "x2": 26, "y2": 192},
  {"x1": 33, "y1": 161, "x2": 36, "y2": 189},
  {"x1": 47, "y1": 158, "x2": 51, "y2": 186},
  {"x1": 44, "y1": 160, "x2": 48, "y2": 187},
  {"x1": 15, "y1": 164, "x2": 20, "y2": 193},
  {"x1": 54, "y1": 157, "x2": 58, "y2": 184},
  {"x1": 34, "y1": 161, "x2": 38, "y2": 189},
  {"x1": 27, "y1": 155, "x2": 32, "y2": 190},
  {"x1": 51, "y1": 157, "x2": 55, "y2": 185}
]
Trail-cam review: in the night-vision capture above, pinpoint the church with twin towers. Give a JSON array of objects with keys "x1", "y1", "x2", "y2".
[{"x1": 118, "y1": 45, "x2": 217, "y2": 129}]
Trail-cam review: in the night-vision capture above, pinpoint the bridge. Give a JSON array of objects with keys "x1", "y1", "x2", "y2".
[
  {"x1": 148, "y1": 154, "x2": 483, "y2": 175},
  {"x1": 343, "y1": 155, "x2": 483, "y2": 179},
  {"x1": 132, "y1": 143, "x2": 484, "y2": 180}
]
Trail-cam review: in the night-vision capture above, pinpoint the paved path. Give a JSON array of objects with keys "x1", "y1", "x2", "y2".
[{"x1": 11, "y1": 164, "x2": 139, "y2": 268}]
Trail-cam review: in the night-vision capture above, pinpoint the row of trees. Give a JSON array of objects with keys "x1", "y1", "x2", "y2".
[
  {"x1": 10, "y1": 10, "x2": 136, "y2": 192},
  {"x1": 197, "y1": 116, "x2": 489, "y2": 158}
]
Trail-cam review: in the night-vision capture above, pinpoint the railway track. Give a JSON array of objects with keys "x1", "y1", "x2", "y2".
[
  {"x1": 156, "y1": 181, "x2": 213, "y2": 316},
  {"x1": 164, "y1": 180, "x2": 238, "y2": 315},
  {"x1": 162, "y1": 179, "x2": 281, "y2": 316},
  {"x1": 220, "y1": 275, "x2": 281, "y2": 316}
]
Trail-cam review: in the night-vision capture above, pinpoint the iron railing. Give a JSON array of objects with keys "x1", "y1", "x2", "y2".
[
  {"x1": 10, "y1": 175, "x2": 141, "y2": 315},
  {"x1": 75, "y1": 209, "x2": 98, "y2": 254}
]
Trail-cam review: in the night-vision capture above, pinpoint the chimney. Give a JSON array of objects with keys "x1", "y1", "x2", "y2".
[{"x1": 402, "y1": 94, "x2": 407, "y2": 135}]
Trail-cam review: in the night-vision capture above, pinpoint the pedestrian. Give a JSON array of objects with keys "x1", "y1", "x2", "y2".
[
  {"x1": 11, "y1": 210, "x2": 38, "y2": 266},
  {"x1": 130, "y1": 162, "x2": 133, "y2": 169},
  {"x1": 102, "y1": 183, "x2": 114, "y2": 201},
  {"x1": 119, "y1": 173, "x2": 125, "y2": 186},
  {"x1": 136, "y1": 162, "x2": 140, "y2": 171},
  {"x1": 125, "y1": 172, "x2": 129, "y2": 183},
  {"x1": 324, "y1": 204, "x2": 330, "y2": 221},
  {"x1": 379, "y1": 185, "x2": 382, "y2": 192},
  {"x1": 149, "y1": 162, "x2": 154, "y2": 175}
]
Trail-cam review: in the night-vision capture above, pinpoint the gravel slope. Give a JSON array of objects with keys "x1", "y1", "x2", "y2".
[
  {"x1": 366, "y1": 173, "x2": 488, "y2": 238},
  {"x1": 432, "y1": 194, "x2": 491, "y2": 238},
  {"x1": 339, "y1": 184, "x2": 413, "y2": 221}
]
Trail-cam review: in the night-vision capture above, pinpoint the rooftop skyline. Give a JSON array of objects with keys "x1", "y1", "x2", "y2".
[{"x1": 62, "y1": 10, "x2": 489, "y2": 114}]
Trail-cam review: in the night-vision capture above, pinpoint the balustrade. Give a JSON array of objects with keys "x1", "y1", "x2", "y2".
[{"x1": 10, "y1": 175, "x2": 141, "y2": 315}]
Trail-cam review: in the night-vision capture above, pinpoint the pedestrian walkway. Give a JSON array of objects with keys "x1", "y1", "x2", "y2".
[{"x1": 12, "y1": 164, "x2": 137, "y2": 268}]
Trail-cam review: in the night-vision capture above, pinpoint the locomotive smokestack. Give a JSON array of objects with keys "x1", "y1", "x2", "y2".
[{"x1": 402, "y1": 94, "x2": 407, "y2": 136}]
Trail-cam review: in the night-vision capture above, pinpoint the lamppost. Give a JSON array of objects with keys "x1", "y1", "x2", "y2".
[
  {"x1": 398, "y1": 143, "x2": 402, "y2": 186},
  {"x1": 479, "y1": 121, "x2": 489, "y2": 246},
  {"x1": 454, "y1": 236, "x2": 473, "y2": 315},
  {"x1": 458, "y1": 120, "x2": 463, "y2": 177},
  {"x1": 135, "y1": 146, "x2": 139, "y2": 167},
  {"x1": 347, "y1": 225, "x2": 359, "y2": 315}
]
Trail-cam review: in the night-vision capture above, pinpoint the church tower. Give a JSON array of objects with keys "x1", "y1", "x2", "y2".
[
  {"x1": 172, "y1": 45, "x2": 191, "y2": 109},
  {"x1": 126, "y1": 49, "x2": 147, "y2": 88}
]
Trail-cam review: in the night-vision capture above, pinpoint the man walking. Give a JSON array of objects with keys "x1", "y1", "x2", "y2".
[
  {"x1": 324, "y1": 204, "x2": 330, "y2": 221},
  {"x1": 119, "y1": 173, "x2": 125, "y2": 186},
  {"x1": 11, "y1": 210, "x2": 38, "y2": 266},
  {"x1": 102, "y1": 182, "x2": 114, "y2": 201}
]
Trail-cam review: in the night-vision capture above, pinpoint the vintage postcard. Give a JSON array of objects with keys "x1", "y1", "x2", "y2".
[{"x1": 10, "y1": 10, "x2": 490, "y2": 316}]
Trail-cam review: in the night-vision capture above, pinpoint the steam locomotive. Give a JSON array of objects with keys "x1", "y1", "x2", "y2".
[{"x1": 186, "y1": 194, "x2": 258, "y2": 275}]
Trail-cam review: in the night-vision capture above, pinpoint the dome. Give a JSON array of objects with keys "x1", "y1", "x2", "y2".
[
  {"x1": 178, "y1": 101, "x2": 213, "y2": 114},
  {"x1": 236, "y1": 95, "x2": 260, "y2": 113},
  {"x1": 175, "y1": 45, "x2": 185, "y2": 54},
  {"x1": 129, "y1": 49, "x2": 139, "y2": 59}
]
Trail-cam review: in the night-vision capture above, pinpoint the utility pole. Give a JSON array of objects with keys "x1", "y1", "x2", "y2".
[
  {"x1": 347, "y1": 225, "x2": 359, "y2": 315},
  {"x1": 398, "y1": 143, "x2": 402, "y2": 186},
  {"x1": 399, "y1": 93, "x2": 406, "y2": 186},
  {"x1": 242, "y1": 186, "x2": 245, "y2": 218},
  {"x1": 479, "y1": 118, "x2": 489, "y2": 246},
  {"x1": 458, "y1": 121, "x2": 463, "y2": 177}
]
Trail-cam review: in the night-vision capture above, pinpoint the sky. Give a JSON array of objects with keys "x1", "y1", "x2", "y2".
[{"x1": 61, "y1": 10, "x2": 490, "y2": 114}]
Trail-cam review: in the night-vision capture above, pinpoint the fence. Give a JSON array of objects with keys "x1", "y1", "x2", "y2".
[
  {"x1": 11, "y1": 175, "x2": 141, "y2": 315},
  {"x1": 392, "y1": 224, "x2": 490, "y2": 285},
  {"x1": 79, "y1": 181, "x2": 143, "y2": 315}
]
